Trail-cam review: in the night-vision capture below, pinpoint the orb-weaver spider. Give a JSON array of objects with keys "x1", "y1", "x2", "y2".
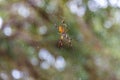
[{"x1": 55, "y1": 20, "x2": 72, "y2": 48}]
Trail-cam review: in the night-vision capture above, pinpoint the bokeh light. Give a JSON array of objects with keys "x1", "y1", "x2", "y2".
[
  {"x1": 0, "y1": 17, "x2": 3, "y2": 29},
  {"x1": 54, "y1": 56, "x2": 66, "y2": 71},
  {"x1": 0, "y1": 0, "x2": 120, "y2": 80},
  {"x1": 3, "y1": 25, "x2": 12, "y2": 36},
  {"x1": 11, "y1": 69, "x2": 22, "y2": 79}
]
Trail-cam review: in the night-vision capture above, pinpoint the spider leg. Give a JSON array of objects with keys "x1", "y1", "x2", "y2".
[{"x1": 58, "y1": 39, "x2": 63, "y2": 48}]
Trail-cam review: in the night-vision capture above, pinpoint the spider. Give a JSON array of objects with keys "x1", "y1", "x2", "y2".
[{"x1": 55, "y1": 20, "x2": 72, "y2": 48}]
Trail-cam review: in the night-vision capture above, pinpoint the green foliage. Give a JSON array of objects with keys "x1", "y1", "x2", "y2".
[{"x1": 0, "y1": 0, "x2": 120, "y2": 80}]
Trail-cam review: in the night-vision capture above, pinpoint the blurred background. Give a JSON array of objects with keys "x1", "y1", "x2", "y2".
[{"x1": 0, "y1": 0, "x2": 120, "y2": 80}]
